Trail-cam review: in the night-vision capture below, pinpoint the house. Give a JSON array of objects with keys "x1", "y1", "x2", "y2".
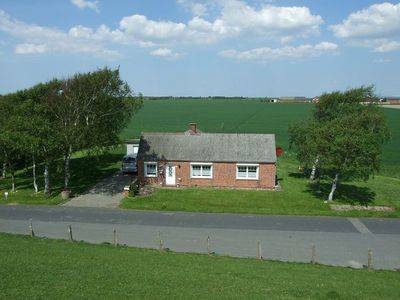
[{"x1": 137, "y1": 124, "x2": 277, "y2": 189}]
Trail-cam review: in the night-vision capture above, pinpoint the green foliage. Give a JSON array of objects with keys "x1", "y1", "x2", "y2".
[
  {"x1": 128, "y1": 178, "x2": 140, "y2": 197},
  {"x1": 289, "y1": 87, "x2": 390, "y2": 200},
  {"x1": 1, "y1": 233, "x2": 400, "y2": 299},
  {"x1": 0, "y1": 67, "x2": 142, "y2": 191}
]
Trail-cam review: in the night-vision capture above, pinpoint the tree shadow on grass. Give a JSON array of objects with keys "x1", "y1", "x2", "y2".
[
  {"x1": 68, "y1": 153, "x2": 123, "y2": 195},
  {"x1": 0, "y1": 152, "x2": 123, "y2": 197},
  {"x1": 289, "y1": 170, "x2": 376, "y2": 205},
  {"x1": 288, "y1": 172, "x2": 308, "y2": 179},
  {"x1": 306, "y1": 181, "x2": 376, "y2": 206}
]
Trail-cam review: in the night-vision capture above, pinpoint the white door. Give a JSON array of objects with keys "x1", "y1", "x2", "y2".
[{"x1": 165, "y1": 164, "x2": 176, "y2": 185}]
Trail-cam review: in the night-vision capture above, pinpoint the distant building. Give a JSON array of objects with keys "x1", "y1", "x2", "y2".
[
  {"x1": 383, "y1": 97, "x2": 400, "y2": 104},
  {"x1": 276, "y1": 97, "x2": 308, "y2": 103}
]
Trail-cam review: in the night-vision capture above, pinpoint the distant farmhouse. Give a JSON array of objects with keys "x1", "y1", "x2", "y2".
[{"x1": 137, "y1": 124, "x2": 277, "y2": 189}]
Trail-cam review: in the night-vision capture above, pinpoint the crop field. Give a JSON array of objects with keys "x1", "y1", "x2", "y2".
[{"x1": 123, "y1": 99, "x2": 400, "y2": 178}]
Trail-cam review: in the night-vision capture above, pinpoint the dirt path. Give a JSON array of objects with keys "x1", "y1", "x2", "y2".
[{"x1": 63, "y1": 172, "x2": 135, "y2": 208}]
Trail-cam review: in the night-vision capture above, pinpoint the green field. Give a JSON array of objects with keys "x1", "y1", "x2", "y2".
[
  {"x1": 123, "y1": 99, "x2": 400, "y2": 178},
  {"x1": 1, "y1": 233, "x2": 399, "y2": 299}
]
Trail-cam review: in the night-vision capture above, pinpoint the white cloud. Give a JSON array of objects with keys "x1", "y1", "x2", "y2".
[
  {"x1": 177, "y1": 0, "x2": 208, "y2": 16},
  {"x1": 120, "y1": 15, "x2": 187, "y2": 42},
  {"x1": 71, "y1": 0, "x2": 99, "y2": 13},
  {"x1": 119, "y1": 0, "x2": 323, "y2": 45},
  {"x1": 0, "y1": 1, "x2": 325, "y2": 59},
  {"x1": 373, "y1": 58, "x2": 392, "y2": 64},
  {"x1": 0, "y1": 10, "x2": 118, "y2": 58},
  {"x1": 219, "y1": 42, "x2": 338, "y2": 62},
  {"x1": 150, "y1": 47, "x2": 180, "y2": 59},
  {"x1": 331, "y1": 2, "x2": 400, "y2": 52},
  {"x1": 15, "y1": 43, "x2": 48, "y2": 54}
]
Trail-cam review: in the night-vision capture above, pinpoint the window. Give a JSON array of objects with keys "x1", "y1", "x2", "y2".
[
  {"x1": 191, "y1": 163, "x2": 213, "y2": 178},
  {"x1": 236, "y1": 164, "x2": 259, "y2": 180},
  {"x1": 144, "y1": 162, "x2": 157, "y2": 177}
]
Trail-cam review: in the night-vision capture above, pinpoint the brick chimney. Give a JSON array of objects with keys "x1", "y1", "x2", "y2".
[{"x1": 189, "y1": 123, "x2": 197, "y2": 134}]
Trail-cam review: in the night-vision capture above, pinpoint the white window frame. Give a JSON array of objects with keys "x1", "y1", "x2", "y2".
[
  {"x1": 190, "y1": 162, "x2": 213, "y2": 179},
  {"x1": 236, "y1": 163, "x2": 259, "y2": 180},
  {"x1": 144, "y1": 162, "x2": 158, "y2": 178}
]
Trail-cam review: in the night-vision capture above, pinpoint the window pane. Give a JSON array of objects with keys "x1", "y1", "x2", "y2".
[
  {"x1": 192, "y1": 165, "x2": 201, "y2": 176},
  {"x1": 237, "y1": 166, "x2": 247, "y2": 177},
  {"x1": 146, "y1": 164, "x2": 156, "y2": 175},
  {"x1": 202, "y1": 165, "x2": 211, "y2": 176},
  {"x1": 248, "y1": 166, "x2": 257, "y2": 178}
]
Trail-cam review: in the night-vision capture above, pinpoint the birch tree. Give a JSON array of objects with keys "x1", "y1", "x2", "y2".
[
  {"x1": 290, "y1": 86, "x2": 390, "y2": 201},
  {"x1": 0, "y1": 93, "x2": 26, "y2": 192},
  {"x1": 46, "y1": 67, "x2": 141, "y2": 191}
]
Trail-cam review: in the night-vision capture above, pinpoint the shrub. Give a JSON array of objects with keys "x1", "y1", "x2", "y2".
[{"x1": 129, "y1": 179, "x2": 140, "y2": 197}]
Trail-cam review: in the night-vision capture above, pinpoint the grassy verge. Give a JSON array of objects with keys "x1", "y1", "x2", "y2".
[
  {"x1": 1, "y1": 233, "x2": 399, "y2": 299},
  {"x1": 0, "y1": 146, "x2": 125, "y2": 205},
  {"x1": 121, "y1": 156, "x2": 400, "y2": 218}
]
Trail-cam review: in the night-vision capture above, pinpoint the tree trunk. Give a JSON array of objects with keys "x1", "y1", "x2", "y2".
[
  {"x1": 309, "y1": 156, "x2": 319, "y2": 181},
  {"x1": 44, "y1": 162, "x2": 51, "y2": 194},
  {"x1": 11, "y1": 171, "x2": 15, "y2": 192},
  {"x1": 32, "y1": 153, "x2": 38, "y2": 193},
  {"x1": 64, "y1": 145, "x2": 72, "y2": 190},
  {"x1": 328, "y1": 173, "x2": 339, "y2": 202},
  {"x1": 2, "y1": 162, "x2": 5, "y2": 179}
]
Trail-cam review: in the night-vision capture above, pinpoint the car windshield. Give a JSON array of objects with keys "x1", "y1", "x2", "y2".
[{"x1": 123, "y1": 157, "x2": 136, "y2": 163}]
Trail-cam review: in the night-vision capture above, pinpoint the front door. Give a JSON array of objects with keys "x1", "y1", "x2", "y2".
[{"x1": 165, "y1": 164, "x2": 176, "y2": 186}]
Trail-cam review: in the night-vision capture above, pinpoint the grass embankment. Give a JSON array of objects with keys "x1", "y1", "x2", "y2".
[
  {"x1": 1, "y1": 233, "x2": 399, "y2": 299},
  {"x1": 0, "y1": 146, "x2": 124, "y2": 205}
]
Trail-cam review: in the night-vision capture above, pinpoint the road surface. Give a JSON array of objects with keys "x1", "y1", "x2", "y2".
[{"x1": 1, "y1": 205, "x2": 399, "y2": 270}]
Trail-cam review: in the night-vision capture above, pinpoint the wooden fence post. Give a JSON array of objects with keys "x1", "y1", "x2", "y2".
[
  {"x1": 158, "y1": 231, "x2": 163, "y2": 251},
  {"x1": 311, "y1": 243, "x2": 316, "y2": 264},
  {"x1": 367, "y1": 249, "x2": 373, "y2": 271},
  {"x1": 29, "y1": 219, "x2": 35, "y2": 237},
  {"x1": 67, "y1": 224, "x2": 73, "y2": 241},
  {"x1": 257, "y1": 241, "x2": 262, "y2": 260},
  {"x1": 113, "y1": 228, "x2": 117, "y2": 246}
]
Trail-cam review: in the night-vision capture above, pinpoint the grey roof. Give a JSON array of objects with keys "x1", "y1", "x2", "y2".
[{"x1": 138, "y1": 133, "x2": 276, "y2": 163}]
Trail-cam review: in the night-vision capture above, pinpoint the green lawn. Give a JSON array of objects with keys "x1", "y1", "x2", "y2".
[
  {"x1": 1, "y1": 233, "x2": 399, "y2": 299},
  {"x1": 121, "y1": 156, "x2": 400, "y2": 218}
]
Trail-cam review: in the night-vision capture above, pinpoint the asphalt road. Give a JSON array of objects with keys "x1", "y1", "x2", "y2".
[{"x1": 1, "y1": 205, "x2": 399, "y2": 270}]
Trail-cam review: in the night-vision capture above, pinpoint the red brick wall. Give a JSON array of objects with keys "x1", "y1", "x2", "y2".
[{"x1": 138, "y1": 160, "x2": 276, "y2": 189}]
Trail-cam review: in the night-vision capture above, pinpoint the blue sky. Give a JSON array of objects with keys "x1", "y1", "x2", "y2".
[{"x1": 0, "y1": 0, "x2": 399, "y2": 97}]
